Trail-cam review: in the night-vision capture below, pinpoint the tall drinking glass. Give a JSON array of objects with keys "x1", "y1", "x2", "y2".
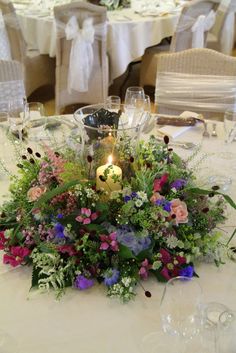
[
  {"x1": 124, "y1": 86, "x2": 145, "y2": 126},
  {"x1": 160, "y1": 276, "x2": 203, "y2": 352},
  {"x1": 8, "y1": 98, "x2": 26, "y2": 141},
  {"x1": 224, "y1": 109, "x2": 236, "y2": 144}
]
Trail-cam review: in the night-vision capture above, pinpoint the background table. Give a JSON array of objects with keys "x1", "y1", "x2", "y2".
[
  {"x1": 15, "y1": 6, "x2": 180, "y2": 81},
  {"x1": 0, "y1": 117, "x2": 236, "y2": 353}
]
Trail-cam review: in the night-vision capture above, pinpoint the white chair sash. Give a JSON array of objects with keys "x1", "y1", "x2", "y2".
[
  {"x1": 0, "y1": 10, "x2": 12, "y2": 60},
  {"x1": 155, "y1": 72, "x2": 236, "y2": 113},
  {"x1": 64, "y1": 16, "x2": 106, "y2": 94},
  {"x1": 191, "y1": 11, "x2": 216, "y2": 48},
  {"x1": 176, "y1": 11, "x2": 216, "y2": 49}
]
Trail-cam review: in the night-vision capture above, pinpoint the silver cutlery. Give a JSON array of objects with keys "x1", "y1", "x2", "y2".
[{"x1": 155, "y1": 136, "x2": 197, "y2": 149}]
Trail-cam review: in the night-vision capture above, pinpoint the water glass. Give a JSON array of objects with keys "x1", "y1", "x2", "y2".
[
  {"x1": 218, "y1": 310, "x2": 236, "y2": 353},
  {"x1": 124, "y1": 87, "x2": 145, "y2": 126},
  {"x1": 160, "y1": 276, "x2": 203, "y2": 347},
  {"x1": 106, "y1": 96, "x2": 121, "y2": 112},
  {"x1": 8, "y1": 98, "x2": 26, "y2": 141},
  {"x1": 24, "y1": 102, "x2": 46, "y2": 141},
  {"x1": 224, "y1": 109, "x2": 236, "y2": 143}
]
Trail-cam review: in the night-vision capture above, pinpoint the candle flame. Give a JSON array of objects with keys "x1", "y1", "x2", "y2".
[{"x1": 107, "y1": 155, "x2": 113, "y2": 165}]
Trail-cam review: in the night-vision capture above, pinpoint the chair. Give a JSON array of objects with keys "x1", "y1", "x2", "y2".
[
  {"x1": 54, "y1": 1, "x2": 108, "y2": 114},
  {"x1": 154, "y1": 48, "x2": 236, "y2": 119},
  {"x1": 0, "y1": 0, "x2": 55, "y2": 97},
  {"x1": 0, "y1": 59, "x2": 25, "y2": 111},
  {"x1": 207, "y1": 0, "x2": 236, "y2": 55},
  {"x1": 140, "y1": 0, "x2": 220, "y2": 89}
]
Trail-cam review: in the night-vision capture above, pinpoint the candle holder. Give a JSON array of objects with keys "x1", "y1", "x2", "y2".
[{"x1": 73, "y1": 103, "x2": 150, "y2": 177}]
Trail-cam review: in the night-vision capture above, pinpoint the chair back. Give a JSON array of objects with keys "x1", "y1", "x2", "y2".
[
  {"x1": 0, "y1": 0, "x2": 26, "y2": 62},
  {"x1": 0, "y1": 59, "x2": 25, "y2": 111},
  {"x1": 170, "y1": 0, "x2": 218, "y2": 52},
  {"x1": 155, "y1": 48, "x2": 236, "y2": 119},
  {"x1": 54, "y1": 1, "x2": 108, "y2": 114}
]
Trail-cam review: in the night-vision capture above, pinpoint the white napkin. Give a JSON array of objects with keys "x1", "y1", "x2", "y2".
[{"x1": 157, "y1": 111, "x2": 202, "y2": 139}]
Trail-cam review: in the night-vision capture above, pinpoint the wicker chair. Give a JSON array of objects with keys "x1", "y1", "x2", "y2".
[
  {"x1": 0, "y1": 59, "x2": 25, "y2": 110},
  {"x1": 154, "y1": 48, "x2": 236, "y2": 119},
  {"x1": 54, "y1": 1, "x2": 108, "y2": 114},
  {"x1": 0, "y1": 0, "x2": 55, "y2": 97},
  {"x1": 140, "y1": 0, "x2": 221, "y2": 89}
]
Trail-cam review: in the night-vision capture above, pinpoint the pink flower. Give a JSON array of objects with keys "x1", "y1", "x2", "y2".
[
  {"x1": 27, "y1": 186, "x2": 47, "y2": 202},
  {"x1": 76, "y1": 208, "x2": 98, "y2": 225},
  {"x1": 139, "y1": 258, "x2": 152, "y2": 280},
  {"x1": 170, "y1": 199, "x2": 188, "y2": 224},
  {"x1": 0, "y1": 231, "x2": 6, "y2": 250},
  {"x1": 100, "y1": 232, "x2": 119, "y2": 252},
  {"x1": 3, "y1": 246, "x2": 31, "y2": 267},
  {"x1": 150, "y1": 192, "x2": 164, "y2": 204},
  {"x1": 153, "y1": 174, "x2": 168, "y2": 192}
]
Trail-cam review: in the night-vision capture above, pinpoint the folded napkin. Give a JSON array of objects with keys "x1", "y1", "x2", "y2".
[{"x1": 157, "y1": 111, "x2": 203, "y2": 138}]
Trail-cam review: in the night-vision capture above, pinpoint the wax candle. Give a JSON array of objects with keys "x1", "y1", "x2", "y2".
[{"x1": 96, "y1": 155, "x2": 122, "y2": 193}]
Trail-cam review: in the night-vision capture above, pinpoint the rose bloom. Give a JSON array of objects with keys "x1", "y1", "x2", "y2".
[
  {"x1": 150, "y1": 192, "x2": 164, "y2": 204},
  {"x1": 170, "y1": 199, "x2": 188, "y2": 224},
  {"x1": 27, "y1": 186, "x2": 47, "y2": 202}
]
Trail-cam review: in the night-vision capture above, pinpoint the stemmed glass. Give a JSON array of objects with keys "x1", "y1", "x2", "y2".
[
  {"x1": 8, "y1": 98, "x2": 27, "y2": 142},
  {"x1": 160, "y1": 276, "x2": 203, "y2": 352},
  {"x1": 124, "y1": 87, "x2": 146, "y2": 126},
  {"x1": 218, "y1": 310, "x2": 236, "y2": 353}
]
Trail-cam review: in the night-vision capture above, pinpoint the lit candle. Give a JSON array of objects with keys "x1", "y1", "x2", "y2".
[{"x1": 96, "y1": 155, "x2": 122, "y2": 194}]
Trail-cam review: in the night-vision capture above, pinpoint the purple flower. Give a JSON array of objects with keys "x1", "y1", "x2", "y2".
[
  {"x1": 180, "y1": 265, "x2": 194, "y2": 278},
  {"x1": 74, "y1": 275, "x2": 94, "y2": 290},
  {"x1": 171, "y1": 179, "x2": 187, "y2": 190},
  {"x1": 116, "y1": 225, "x2": 151, "y2": 256},
  {"x1": 124, "y1": 195, "x2": 131, "y2": 203},
  {"x1": 104, "y1": 269, "x2": 120, "y2": 287},
  {"x1": 54, "y1": 223, "x2": 65, "y2": 239},
  {"x1": 57, "y1": 214, "x2": 63, "y2": 219},
  {"x1": 155, "y1": 199, "x2": 172, "y2": 212},
  {"x1": 131, "y1": 192, "x2": 138, "y2": 198}
]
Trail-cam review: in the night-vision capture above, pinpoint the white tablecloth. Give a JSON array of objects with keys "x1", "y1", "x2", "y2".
[
  {"x1": 15, "y1": 7, "x2": 179, "y2": 81},
  {"x1": 0, "y1": 117, "x2": 236, "y2": 353}
]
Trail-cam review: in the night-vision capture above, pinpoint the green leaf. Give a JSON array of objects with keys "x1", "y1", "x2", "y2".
[
  {"x1": 34, "y1": 180, "x2": 81, "y2": 208},
  {"x1": 187, "y1": 187, "x2": 236, "y2": 210},
  {"x1": 31, "y1": 266, "x2": 40, "y2": 288},
  {"x1": 118, "y1": 244, "x2": 134, "y2": 259}
]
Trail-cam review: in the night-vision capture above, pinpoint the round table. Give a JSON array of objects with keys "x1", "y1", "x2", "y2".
[{"x1": 0, "y1": 117, "x2": 236, "y2": 353}]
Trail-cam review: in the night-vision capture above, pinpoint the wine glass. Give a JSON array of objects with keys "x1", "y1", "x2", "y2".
[
  {"x1": 224, "y1": 109, "x2": 236, "y2": 144},
  {"x1": 8, "y1": 98, "x2": 27, "y2": 142},
  {"x1": 160, "y1": 276, "x2": 203, "y2": 352},
  {"x1": 218, "y1": 310, "x2": 236, "y2": 353},
  {"x1": 24, "y1": 102, "x2": 46, "y2": 142},
  {"x1": 124, "y1": 87, "x2": 145, "y2": 126}
]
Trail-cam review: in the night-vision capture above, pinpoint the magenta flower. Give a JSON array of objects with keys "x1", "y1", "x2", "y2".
[
  {"x1": 0, "y1": 231, "x2": 6, "y2": 250},
  {"x1": 57, "y1": 245, "x2": 77, "y2": 256},
  {"x1": 159, "y1": 248, "x2": 186, "y2": 280},
  {"x1": 153, "y1": 173, "x2": 168, "y2": 192},
  {"x1": 3, "y1": 246, "x2": 31, "y2": 267},
  {"x1": 75, "y1": 208, "x2": 98, "y2": 225},
  {"x1": 100, "y1": 232, "x2": 119, "y2": 252}
]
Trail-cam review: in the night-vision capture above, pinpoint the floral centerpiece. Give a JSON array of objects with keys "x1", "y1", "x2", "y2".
[{"x1": 0, "y1": 130, "x2": 235, "y2": 302}]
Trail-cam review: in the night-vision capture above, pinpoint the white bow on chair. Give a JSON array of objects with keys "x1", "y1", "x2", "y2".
[
  {"x1": 65, "y1": 16, "x2": 95, "y2": 93},
  {"x1": 191, "y1": 10, "x2": 216, "y2": 48}
]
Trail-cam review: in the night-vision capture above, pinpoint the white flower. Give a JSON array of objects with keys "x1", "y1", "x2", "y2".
[
  {"x1": 137, "y1": 191, "x2": 148, "y2": 202},
  {"x1": 166, "y1": 235, "x2": 178, "y2": 249},
  {"x1": 135, "y1": 199, "x2": 143, "y2": 208},
  {"x1": 110, "y1": 190, "x2": 120, "y2": 200},
  {"x1": 152, "y1": 261, "x2": 162, "y2": 270}
]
